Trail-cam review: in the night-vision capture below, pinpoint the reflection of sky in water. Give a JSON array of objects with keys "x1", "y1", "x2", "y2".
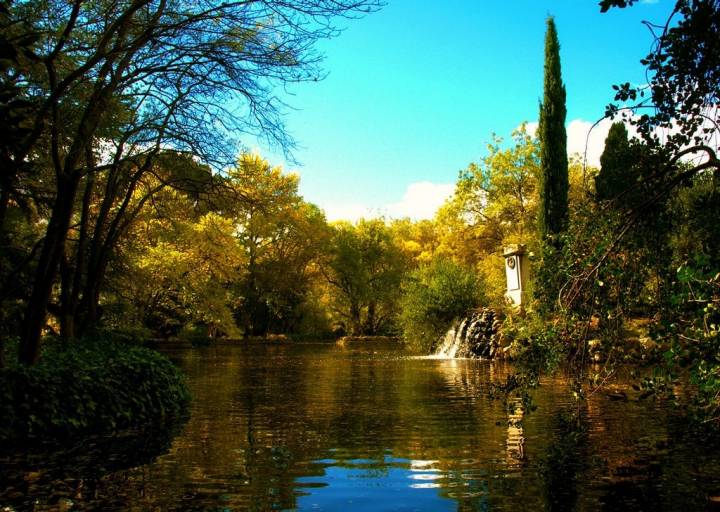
[
  {"x1": 294, "y1": 456, "x2": 457, "y2": 511},
  {"x1": 5, "y1": 345, "x2": 720, "y2": 511}
]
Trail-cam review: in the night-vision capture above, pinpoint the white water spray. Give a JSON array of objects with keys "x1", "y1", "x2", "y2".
[{"x1": 432, "y1": 309, "x2": 500, "y2": 359}]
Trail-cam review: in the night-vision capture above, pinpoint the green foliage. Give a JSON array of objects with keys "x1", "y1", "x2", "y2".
[
  {"x1": 128, "y1": 209, "x2": 244, "y2": 337},
  {"x1": 324, "y1": 219, "x2": 407, "y2": 336},
  {"x1": 435, "y1": 125, "x2": 542, "y2": 304},
  {"x1": 485, "y1": 312, "x2": 569, "y2": 418},
  {"x1": 670, "y1": 173, "x2": 720, "y2": 263},
  {"x1": 596, "y1": 122, "x2": 632, "y2": 203},
  {"x1": 537, "y1": 17, "x2": 569, "y2": 241},
  {"x1": 536, "y1": 4, "x2": 720, "y2": 427},
  {"x1": 535, "y1": 17, "x2": 570, "y2": 314},
  {"x1": 447, "y1": 124, "x2": 540, "y2": 250},
  {"x1": 643, "y1": 258, "x2": 720, "y2": 424},
  {"x1": 0, "y1": 338, "x2": 190, "y2": 445},
  {"x1": 532, "y1": 241, "x2": 564, "y2": 315},
  {"x1": 105, "y1": 153, "x2": 332, "y2": 339},
  {"x1": 502, "y1": 313, "x2": 567, "y2": 375},
  {"x1": 602, "y1": 0, "x2": 719, "y2": 153},
  {"x1": 398, "y1": 257, "x2": 483, "y2": 353},
  {"x1": 535, "y1": 126, "x2": 720, "y2": 425},
  {"x1": 1, "y1": 0, "x2": 382, "y2": 364},
  {"x1": 83, "y1": 326, "x2": 154, "y2": 347},
  {"x1": 229, "y1": 154, "x2": 331, "y2": 336},
  {"x1": 596, "y1": 129, "x2": 668, "y2": 218},
  {"x1": 537, "y1": 186, "x2": 668, "y2": 344}
]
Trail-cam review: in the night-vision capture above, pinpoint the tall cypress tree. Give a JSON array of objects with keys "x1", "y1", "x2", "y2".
[
  {"x1": 596, "y1": 121, "x2": 631, "y2": 202},
  {"x1": 538, "y1": 17, "x2": 569, "y2": 241}
]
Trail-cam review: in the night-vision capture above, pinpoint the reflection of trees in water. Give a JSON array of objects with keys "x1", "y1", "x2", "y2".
[
  {"x1": 506, "y1": 397, "x2": 525, "y2": 465},
  {"x1": 0, "y1": 420, "x2": 184, "y2": 510},
  {"x1": 3, "y1": 345, "x2": 327, "y2": 511},
  {"x1": 163, "y1": 345, "x2": 333, "y2": 510},
  {"x1": 165, "y1": 349, "x2": 530, "y2": 512},
  {"x1": 8, "y1": 346, "x2": 719, "y2": 510},
  {"x1": 540, "y1": 407, "x2": 590, "y2": 512},
  {"x1": 535, "y1": 397, "x2": 720, "y2": 512},
  {"x1": 432, "y1": 358, "x2": 495, "y2": 399},
  {"x1": 410, "y1": 360, "x2": 535, "y2": 508},
  {"x1": 213, "y1": 349, "x2": 720, "y2": 511},
  {"x1": 234, "y1": 350, "x2": 524, "y2": 509},
  {"x1": 583, "y1": 400, "x2": 720, "y2": 511}
]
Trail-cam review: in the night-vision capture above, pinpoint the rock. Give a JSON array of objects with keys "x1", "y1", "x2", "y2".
[
  {"x1": 436, "y1": 307, "x2": 501, "y2": 359},
  {"x1": 606, "y1": 390, "x2": 628, "y2": 401}
]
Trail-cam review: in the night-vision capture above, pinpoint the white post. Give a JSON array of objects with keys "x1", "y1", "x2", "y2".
[{"x1": 504, "y1": 244, "x2": 529, "y2": 309}]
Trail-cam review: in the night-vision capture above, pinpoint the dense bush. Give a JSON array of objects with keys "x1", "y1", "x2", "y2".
[
  {"x1": 0, "y1": 338, "x2": 190, "y2": 446},
  {"x1": 641, "y1": 259, "x2": 720, "y2": 425},
  {"x1": 398, "y1": 257, "x2": 484, "y2": 353},
  {"x1": 527, "y1": 160, "x2": 720, "y2": 426}
]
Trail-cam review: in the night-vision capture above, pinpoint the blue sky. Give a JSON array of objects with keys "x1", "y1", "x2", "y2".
[{"x1": 253, "y1": 0, "x2": 670, "y2": 221}]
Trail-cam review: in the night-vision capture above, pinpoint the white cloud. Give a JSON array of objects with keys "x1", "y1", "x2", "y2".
[
  {"x1": 525, "y1": 121, "x2": 539, "y2": 137},
  {"x1": 385, "y1": 181, "x2": 455, "y2": 221},
  {"x1": 528, "y1": 113, "x2": 719, "y2": 169},
  {"x1": 322, "y1": 181, "x2": 455, "y2": 223},
  {"x1": 522, "y1": 118, "x2": 616, "y2": 168},
  {"x1": 566, "y1": 118, "x2": 614, "y2": 167},
  {"x1": 323, "y1": 202, "x2": 376, "y2": 223}
]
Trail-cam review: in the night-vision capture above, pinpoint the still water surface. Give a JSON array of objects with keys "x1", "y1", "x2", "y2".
[{"x1": 3, "y1": 343, "x2": 720, "y2": 511}]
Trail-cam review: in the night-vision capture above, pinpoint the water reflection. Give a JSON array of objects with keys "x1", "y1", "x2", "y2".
[
  {"x1": 0, "y1": 421, "x2": 185, "y2": 511},
  {"x1": 2, "y1": 344, "x2": 720, "y2": 511},
  {"x1": 296, "y1": 456, "x2": 456, "y2": 511},
  {"x1": 506, "y1": 398, "x2": 525, "y2": 465}
]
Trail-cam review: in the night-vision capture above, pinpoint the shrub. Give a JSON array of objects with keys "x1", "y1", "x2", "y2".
[
  {"x1": 502, "y1": 313, "x2": 567, "y2": 374},
  {"x1": 398, "y1": 257, "x2": 484, "y2": 353},
  {"x1": 641, "y1": 259, "x2": 720, "y2": 425},
  {"x1": 0, "y1": 338, "x2": 190, "y2": 446}
]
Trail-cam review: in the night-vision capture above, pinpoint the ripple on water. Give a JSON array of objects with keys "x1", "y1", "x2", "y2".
[{"x1": 2, "y1": 344, "x2": 720, "y2": 511}]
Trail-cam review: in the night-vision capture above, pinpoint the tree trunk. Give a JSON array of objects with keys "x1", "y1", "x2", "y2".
[
  {"x1": 59, "y1": 250, "x2": 77, "y2": 339},
  {"x1": 365, "y1": 301, "x2": 376, "y2": 335},
  {"x1": 78, "y1": 256, "x2": 107, "y2": 334},
  {"x1": 0, "y1": 182, "x2": 10, "y2": 235},
  {"x1": 350, "y1": 303, "x2": 362, "y2": 335},
  {"x1": 19, "y1": 174, "x2": 80, "y2": 365},
  {"x1": 65, "y1": 167, "x2": 94, "y2": 332},
  {"x1": 0, "y1": 155, "x2": 16, "y2": 236}
]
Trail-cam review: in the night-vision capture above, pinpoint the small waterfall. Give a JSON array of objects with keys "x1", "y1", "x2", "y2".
[{"x1": 433, "y1": 308, "x2": 501, "y2": 359}]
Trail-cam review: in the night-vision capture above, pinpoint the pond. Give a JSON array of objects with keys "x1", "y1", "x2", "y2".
[{"x1": 2, "y1": 343, "x2": 720, "y2": 511}]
